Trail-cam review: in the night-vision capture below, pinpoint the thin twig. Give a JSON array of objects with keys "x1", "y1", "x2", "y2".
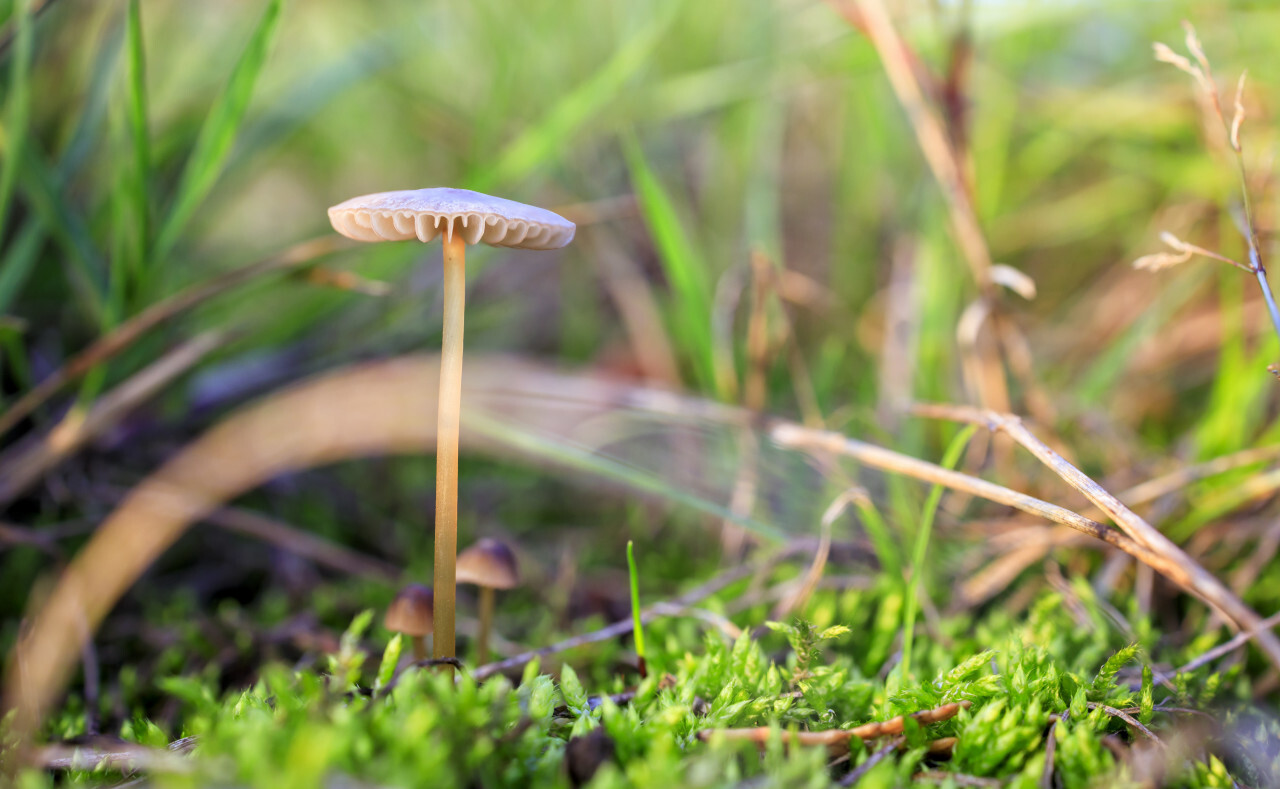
[
  {"x1": 1087, "y1": 703, "x2": 1164, "y2": 746},
  {"x1": 908, "y1": 402, "x2": 1280, "y2": 672},
  {"x1": 1159, "y1": 608, "x2": 1280, "y2": 684},
  {"x1": 825, "y1": 0, "x2": 1027, "y2": 429},
  {"x1": 699, "y1": 701, "x2": 970, "y2": 756},
  {"x1": 841, "y1": 738, "x2": 902, "y2": 786}
]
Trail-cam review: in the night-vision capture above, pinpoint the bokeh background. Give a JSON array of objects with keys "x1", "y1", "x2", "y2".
[{"x1": 5, "y1": 0, "x2": 1280, "y2": 733}]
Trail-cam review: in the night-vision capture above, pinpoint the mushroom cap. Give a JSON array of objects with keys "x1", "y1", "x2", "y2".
[
  {"x1": 328, "y1": 187, "x2": 575, "y2": 250},
  {"x1": 385, "y1": 584, "x2": 434, "y2": 637},
  {"x1": 455, "y1": 538, "x2": 519, "y2": 590}
]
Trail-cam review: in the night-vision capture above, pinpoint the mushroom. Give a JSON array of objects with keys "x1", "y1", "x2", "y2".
[
  {"x1": 385, "y1": 583, "x2": 434, "y2": 663},
  {"x1": 329, "y1": 188, "x2": 574, "y2": 663},
  {"x1": 455, "y1": 538, "x2": 519, "y2": 663}
]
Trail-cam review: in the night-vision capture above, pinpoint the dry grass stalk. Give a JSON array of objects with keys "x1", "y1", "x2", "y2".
[
  {"x1": 1143, "y1": 22, "x2": 1280, "y2": 350},
  {"x1": 1116, "y1": 444, "x2": 1280, "y2": 508},
  {"x1": 8, "y1": 355, "x2": 1276, "y2": 749},
  {"x1": 588, "y1": 230, "x2": 681, "y2": 387},
  {"x1": 768, "y1": 422, "x2": 1162, "y2": 566},
  {"x1": 908, "y1": 402, "x2": 1280, "y2": 671}
]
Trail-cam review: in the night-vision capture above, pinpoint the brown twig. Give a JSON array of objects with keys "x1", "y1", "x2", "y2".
[
  {"x1": 698, "y1": 701, "x2": 970, "y2": 756},
  {"x1": 907, "y1": 402, "x2": 1280, "y2": 671},
  {"x1": 0, "y1": 237, "x2": 338, "y2": 440}
]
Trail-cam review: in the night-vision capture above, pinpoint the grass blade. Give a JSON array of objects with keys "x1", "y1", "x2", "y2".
[
  {"x1": 155, "y1": 0, "x2": 283, "y2": 258},
  {"x1": 0, "y1": 0, "x2": 34, "y2": 248},
  {"x1": 474, "y1": 1, "x2": 677, "y2": 190},
  {"x1": 0, "y1": 223, "x2": 42, "y2": 315},
  {"x1": 623, "y1": 135, "x2": 717, "y2": 394},
  {"x1": 897, "y1": 425, "x2": 977, "y2": 690},
  {"x1": 18, "y1": 144, "x2": 108, "y2": 323},
  {"x1": 123, "y1": 0, "x2": 151, "y2": 284}
]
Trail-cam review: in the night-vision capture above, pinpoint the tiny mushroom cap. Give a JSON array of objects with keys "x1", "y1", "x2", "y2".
[
  {"x1": 455, "y1": 538, "x2": 519, "y2": 590},
  {"x1": 328, "y1": 187, "x2": 575, "y2": 250},
  {"x1": 385, "y1": 584, "x2": 435, "y2": 637}
]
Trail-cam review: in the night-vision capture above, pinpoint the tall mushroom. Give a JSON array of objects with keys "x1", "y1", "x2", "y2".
[{"x1": 328, "y1": 188, "x2": 575, "y2": 663}]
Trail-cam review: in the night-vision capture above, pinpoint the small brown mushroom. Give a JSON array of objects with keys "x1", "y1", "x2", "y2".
[
  {"x1": 456, "y1": 538, "x2": 519, "y2": 664},
  {"x1": 385, "y1": 584, "x2": 434, "y2": 663},
  {"x1": 329, "y1": 188, "x2": 574, "y2": 666}
]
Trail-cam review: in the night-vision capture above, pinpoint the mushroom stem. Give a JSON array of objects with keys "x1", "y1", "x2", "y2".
[
  {"x1": 433, "y1": 232, "x2": 467, "y2": 667},
  {"x1": 477, "y1": 585, "x2": 495, "y2": 664},
  {"x1": 413, "y1": 636, "x2": 429, "y2": 664}
]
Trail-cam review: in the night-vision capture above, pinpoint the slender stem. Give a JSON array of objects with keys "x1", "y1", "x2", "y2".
[
  {"x1": 477, "y1": 586, "x2": 494, "y2": 664},
  {"x1": 1253, "y1": 265, "x2": 1280, "y2": 346},
  {"x1": 433, "y1": 234, "x2": 467, "y2": 666},
  {"x1": 412, "y1": 636, "x2": 428, "y2": 663},
  {"x1": 627, "y1": 540, "x2": 646, "y2": 678},
  {"x1": 897, "y1": 425, "x2": 976, "y2": 691},
  {"x1": 1233, "y1": 154, "x2": 1280, "y2": 347}
]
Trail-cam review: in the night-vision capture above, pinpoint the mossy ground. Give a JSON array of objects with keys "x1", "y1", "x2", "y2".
[{"x1": 4, "y1": 0, "x2": 1280, "y2": 786}]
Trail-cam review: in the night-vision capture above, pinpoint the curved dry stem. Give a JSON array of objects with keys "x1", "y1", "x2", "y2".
[
  {"x1": 909, "y1": 402, "x2": 1280, "y2": 672},
  {"x1": 433, "y1": 234, "x2": 466, "y2": 665}
]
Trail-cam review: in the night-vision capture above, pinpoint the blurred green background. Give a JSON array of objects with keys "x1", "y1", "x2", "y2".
[{"x1": 4, "y1": 0, "x2": 1280, "y2": 711}]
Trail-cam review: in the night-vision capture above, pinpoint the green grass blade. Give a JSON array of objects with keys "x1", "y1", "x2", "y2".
[
  {"x1": 18, "y1": 144, "x2": 108, "y2": 324},
  {"x1": 57, "y1": 15, "x2": 123, "y2": 181},
  {"x1": 473, "y1": 1, "x2": 677, "y2": 190},
  {"x1": 897, "y1": 424, "x2": 977, "y2": 690},
  {"x1": 155, "y1": 0, "x2": 283, "y2": 258},
  {"x1": 852, "y1": 492, "x2": 901, "y2": 580},
  {"x1": 232, "y1": 35, "x2": 398, "y2": 158},
  {"x1": 623, "y1": 135, "x2": 717, "y2": 395},
  {"x1": 0, "y1": 222, "x2": 41, "y2": 315},
  {"x1": 627, "y1": 541, "x2": 646, "y2": 666},
  {"x1": 124, "y1": 0, "x2": 151, "y2": 282},
  {"x1": 0, "y1": 0, "x2": 34, "y2": 248}
]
